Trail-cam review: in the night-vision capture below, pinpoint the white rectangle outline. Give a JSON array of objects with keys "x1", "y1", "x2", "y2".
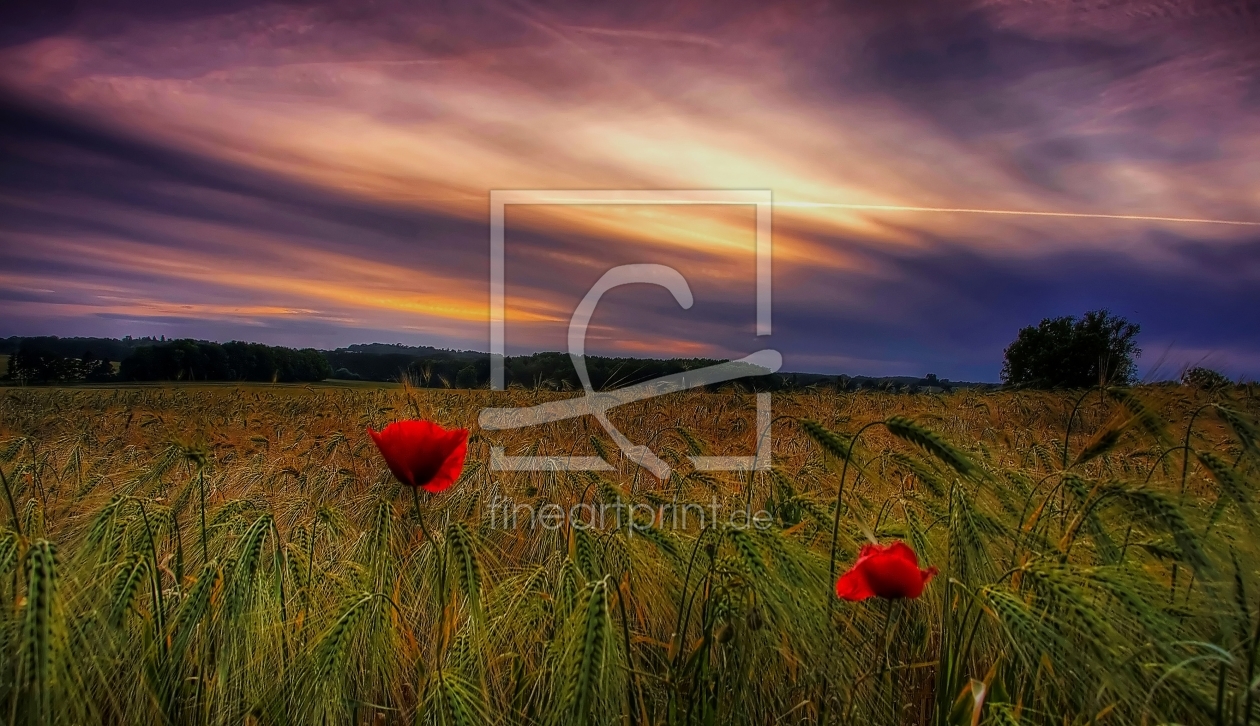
[{"x1": 489, "y1": 189, "x2": 773, "y2": 390}]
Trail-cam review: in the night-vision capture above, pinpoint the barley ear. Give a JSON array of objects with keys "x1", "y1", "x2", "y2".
[
  {"x1": 1215, "y1": 405, "x2": 1260, "y2": 459},
  {"x1": 799, "y1": 419, "x2": 855, "y2": 462},
  {"x1": 106, "y1": 552, "x2": 149, "y2": 628},
  {"x1": 1071, "y1": 424, "x2": 1126, "y2": 468},
  {"x1": 1195, "y1": 450, "x2": 1257, "y2": 526},
  {"x1": 446, "y1": 522, "x2": 482, "y2": 616},
  {"x1": 884, "y1": 416, "x2": 977, "y2": 478},
  {"x1": 565, "y1": 577, "x2": 612, "y2": 726},
  {"x1": 20, "y1": 539, "x2": 60, "y2": 725},
  {"x1": 170, "y1": 560, "x2": 220, "y2": 657}
]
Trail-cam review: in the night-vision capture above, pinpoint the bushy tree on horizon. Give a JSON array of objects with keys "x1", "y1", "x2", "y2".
[
  {"x1": 1182, "y1": 366, "x2": 1232, "y2": 390},
  {"x1": 1001, "y1": 309, "x2": 1141, "y2": 388}
]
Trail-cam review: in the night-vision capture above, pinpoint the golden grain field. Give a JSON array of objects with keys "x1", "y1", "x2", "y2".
[{"x1": 1, "y1": 383, "x2": 1258, "y2": 725}]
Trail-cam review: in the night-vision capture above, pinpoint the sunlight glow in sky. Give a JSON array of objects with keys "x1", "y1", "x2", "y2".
[{"x1": 1, "y1": 0, "x2": 1258, "y2": 379}]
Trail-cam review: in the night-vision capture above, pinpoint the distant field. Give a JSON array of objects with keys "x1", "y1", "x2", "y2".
[{"x1": 0, "y1": 385, "x2": 1257, "y2": 724}]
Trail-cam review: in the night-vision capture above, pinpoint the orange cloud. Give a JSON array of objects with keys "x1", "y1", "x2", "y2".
[
  {"x1": 1, "y1": 0, "x2": 1258, "y2": 374},
  {"x1": 10, "y1": 21, "x2": 1230, "y2": 269}
]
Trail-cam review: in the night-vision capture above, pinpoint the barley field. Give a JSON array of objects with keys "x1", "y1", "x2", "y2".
[{"x1": 1, "y1": 383, "x2": 1258, "y2": 725}]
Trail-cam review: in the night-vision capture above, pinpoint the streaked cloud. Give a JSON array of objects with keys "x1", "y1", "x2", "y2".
[{"x1": 0, "y1": 0, "x2": 1257, "y2": 379}]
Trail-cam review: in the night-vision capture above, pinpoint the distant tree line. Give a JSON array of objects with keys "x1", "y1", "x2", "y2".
[
  {"x1": 324, "y1": 350, "x2": 477, "y2": 385},
  {"x1": 326, "y1": 350, "x2": 740, "y2": 389},
  {"x1": 6, "y1": 340, "x2": 115, "y2": 384},
  {"x1": 0, "y1": 335, "x2": 160, "y2": 361},
  {"x1": 325, "y1": 349, "x2": 971, "y2": 392},
  {"x1": 504, "y1": 352, "x2": 731, "y2": 391},
  {"x1": 119, "y1": 340, "x2": 331, "y2": 382},
  {"x1": 3, "y1": 336, "x2": 999, "y2": 390},
  {"x1": 1, "y1": 336, "x2": 986, "y2": 390},
  {"x1": 330, "y1": 350, "x2": 754, "y2": 389},
  {"x1": 2, "y1": 338, "x2": 330, "y2": 384},
  {"x1": 4, "y1": 312, "x2": 1242, "y2": 391}
]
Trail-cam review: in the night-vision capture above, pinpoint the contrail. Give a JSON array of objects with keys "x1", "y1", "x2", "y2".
[{"x1": 774, "y1": 201, "x2": 1260, "y2": 227}]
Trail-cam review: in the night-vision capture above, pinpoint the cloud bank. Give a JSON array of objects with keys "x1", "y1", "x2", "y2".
[{"x1": 1, "y1": 0, "x2": 1257, "y2": 379}]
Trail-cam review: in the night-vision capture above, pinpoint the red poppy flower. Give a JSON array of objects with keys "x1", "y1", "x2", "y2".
[
  {"x1": 367, "y1": 420, "x2": 469, "y2": 493},
  {"x1": 835, "y1": 541, "x2": 937, "y2": 601}
]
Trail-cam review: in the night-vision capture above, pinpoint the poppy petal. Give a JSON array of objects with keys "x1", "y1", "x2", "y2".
[
  {"x1": 836, "y1": 563, "x2": 876, "y2": 601},
  {"x1": 884, "y1": 540, "x2": 920, "y2": 566},
  {"x1": 856, "y1": 543, "x2": 882, "y2": 560},
  {"x1": 420, "y1": 429, "x2": 469, "y2": 493},
  {"x1": 368, "y1": 426, "x2": 415, "y2": 487},
  {"x1": 836, "y1": 540, "x2": 936, "y2": 601},
  {"x1": 368, "y1": 420, "x2": 470, "y2": 492}
]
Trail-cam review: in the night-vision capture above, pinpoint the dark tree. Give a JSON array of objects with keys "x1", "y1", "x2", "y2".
[
  {"x1": 455, "y1": 365, "x2": 479, "y2": 389},
  {"x1": 8, "y1": 341, "x2": 78, "y2": 383},
  {"x1": 1001, "y1": 310, "x2": 1141, "y2": 388},
  {"x1": 80, "y1": 350, "x2": 116, "y2": 382},
  {"x1": 5, "y1": 341, "x2": 121, "y2": 384},
  {"x1": 119, "y1": 340, "x2": 329, "y2": 382},
  {"x1": 1182, "y1": 366, "x2": 1231, "y2": 391}
]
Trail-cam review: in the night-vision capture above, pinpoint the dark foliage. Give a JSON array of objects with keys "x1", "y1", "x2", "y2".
[
  {"x1": 1001, "y1": 309, "x2": 1140, "y2": 388},
  {"x1": 455, "y1": 365, "x2": 479, "y2": 388},
  {"x1": 502, "y1": 352, "x2": 728, "y2": 390},
  {"x1": 323, "y1": 351, "x2": 474, "y2": 386},
  {"x1": 6, "y1": 340, "x2": 115, "y2": 384},
  {"x1": 0, "y1": 335, "x2": 157, "y2": 360},
  {"x1": 323, "y1": 350, "x2": 735, "y2": 390},
  {"x1": 4, "y1": 336, "x2": 994, "y2": 390},
  {"x1": 1181, "y1": 366, "x2": 1232, "y2": 390},
  {"x1": 119, "y1": 340, "x2": 331, "y2": 382},
  {"x1": 339, "y1": 342, "x2": 481, "y2": 361}
]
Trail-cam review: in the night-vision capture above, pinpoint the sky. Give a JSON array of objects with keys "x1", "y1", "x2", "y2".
[{"x1": 0, "y1": 0, "x2": 1258, "y2": 381}]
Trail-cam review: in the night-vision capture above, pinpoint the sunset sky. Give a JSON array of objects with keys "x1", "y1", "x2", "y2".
[{"x1": 1, "y1": 0, "x2": 1258, "y2": 381}]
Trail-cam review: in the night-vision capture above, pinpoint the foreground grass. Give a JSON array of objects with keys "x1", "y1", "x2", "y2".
[{"x1": 1, "y1": 384, "x2": 1258, "y2": 725}]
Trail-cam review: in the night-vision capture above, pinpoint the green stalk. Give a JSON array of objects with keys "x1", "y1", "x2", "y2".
[
  {"x1": 936, "y1": 484, "x2": 957, "y2": 726},
  {"x1": 1062, "y1": 388, "x2": 1097, "y2": 470},
  {"x1": 172, "y1": 511, "x2": 184, "y2": 586},
  {"x1": 671, "y1": 526, "x2": 713, "y2": 674},
  {"x1": 1180, "y1": 404, "x2": 1214, "y2": 496},
  {"x1": 1215, "y1": 659, "x2": 1228, "y2": 726},
  {"x1": 137, "y1": 500, "x2": 167, "y2": 660},
  {"x1": 197, "y1": 469, "x2": 208, "y2": 563},
  {"x1": 272, "y1": 520, "x2": 290, "y2": 670},
  {"x1": 829, "y1": 421, "x2": 885, "y2": 583},
  {"x1": 0, "y1": 466, "x2": 20, "y2": 537},
  {"x1": 306, "y1": 513, "x2": 318, "y2": 616},
  {"x1": 1244, "y1": 597, "x2": 1260, "y2": 724},
  {"x1": 875, "y1": 599, "x2": 898, "y2": 706},
  {"x1": 411, "y1": 486, "x2": 448, "y2": 657},
  {"x1": 615, "y1": 577, "x2": 642, "y2": 726},
  {"x1": 411, "y1": 487, "x2": 433, "y2": 544}
]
